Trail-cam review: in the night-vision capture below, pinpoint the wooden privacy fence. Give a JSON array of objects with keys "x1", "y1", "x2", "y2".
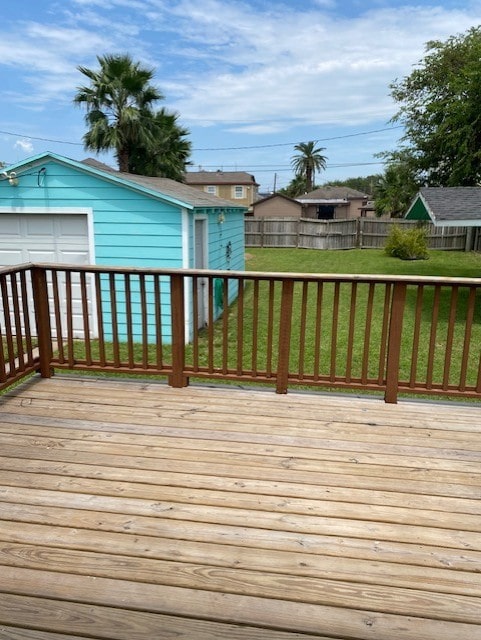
[
  {"x1": 246, "y1": 217, "x2": 469, "y2": 251},
  {"x1": 1, "y1": 262, "x2": 480, "y2": 403}
]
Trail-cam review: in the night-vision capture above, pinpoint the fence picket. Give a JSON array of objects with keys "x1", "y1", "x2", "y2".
[{"x1": 245, "y1": 217, "x2": 469, "y2": 251}]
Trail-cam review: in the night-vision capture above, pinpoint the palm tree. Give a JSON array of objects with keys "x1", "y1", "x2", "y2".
[
  {"x1": 128, "y1": 108, "x2": 192, "y2": 180},
  {"x1": 374, "y1": 161, "x2": 419, "y2": 218},
  {"x1": 291, "y1": 141, "x2": 327, "y2": 192},
  {"x1": 74, "y1": 54, "x2": 163, "y2": 172},
  {"x1": 279, "y1": 174, "x2": 308, "y2": 198}
]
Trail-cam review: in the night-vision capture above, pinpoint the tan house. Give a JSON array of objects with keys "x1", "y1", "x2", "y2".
[
  {"x1": 185, "y1": 170, "x2": 259, "y2": 210},
  {"x1": 297, "y1": 186, "x2": 370, "y2": 219},
  {"x1": 251, "y1": 193, "x2": 303, "y2": 218}
]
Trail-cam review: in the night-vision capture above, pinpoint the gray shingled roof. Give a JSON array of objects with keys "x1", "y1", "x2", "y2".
[
  {"x1": 80, "y1": 160, "x2": 245, "y2": 209},
  {"x1": 116, "y1": 172, "x2": 245, "y2": 208},
  {"x1": 81, "y1": 158, "x2": 117, "y2": 173},
  {"x1": 185, "y1": 170, "x2": 258, "y2": 186},
  {"x1": 420, "y1": 187, "x2": 481, "y2": 223},
  {"x1": 297, "y1": 186, "x2": 368, "y2": 201}
]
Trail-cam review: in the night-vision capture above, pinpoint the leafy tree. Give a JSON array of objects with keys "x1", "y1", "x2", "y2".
[
  {"x1": 374, "y1": 154, "x2": 419, "y2": 217},
  {"x1": 389, "y1": 26, "x2": 481, "y2": 185},
  {"x1": 279, "y1": 174, "x2": 309, "y2": 198},
  {"x1": 127, "y1": 108, "x2": 192, "y2": 180},
  {"x1": 291, "y1": 141, "x2": 327, "y2": 192},
  {"x1": 74, "y1": 53, "x2": 163, "y2": 172},
  {"x1": 323, "y1": 175, "x2": 381, "y2": 195}
]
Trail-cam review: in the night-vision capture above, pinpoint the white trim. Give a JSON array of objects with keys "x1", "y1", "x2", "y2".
[
  {"x1": 193, "y1": 215, "x2": 209, "y2": 334},
  {"x1": 193, "y1": 213, "x2": 209, "y2": 266},
  {"x1": 0, "y1": 206, "x2": 91, "y2": 214},
  {"x1": 431, "y1": 220, "x2": 481, "y2": 227},
  {"x1": 181, "y1": 208, "x2": 191, "y2": 343}
]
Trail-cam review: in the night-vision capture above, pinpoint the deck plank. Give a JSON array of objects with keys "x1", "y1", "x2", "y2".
[{"x1": 0, "y1": 374, "x2": 480, "y2": 639}]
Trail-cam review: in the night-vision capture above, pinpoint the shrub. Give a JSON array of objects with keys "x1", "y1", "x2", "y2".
[{"x1": 384, "y1": 224, "x2": 429, "y2": 260}]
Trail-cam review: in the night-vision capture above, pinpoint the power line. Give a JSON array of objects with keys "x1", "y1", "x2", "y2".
[
  {"x1": 0, "y1": 125, "x2": 403, "y2": 152},
  {"x1": 195, "y1": 126, "x2": 403, "y2": 151},
  {"x1": 0, "y1": 129, "x2": 82, "y2": 146},
  {"x1": 199, "y1": 161, "x2": 384, "y2": 172}
]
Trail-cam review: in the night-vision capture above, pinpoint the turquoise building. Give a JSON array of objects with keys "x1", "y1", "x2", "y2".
[{"x1": 0, "y1": 152, "x2": 247, "y2": 343}]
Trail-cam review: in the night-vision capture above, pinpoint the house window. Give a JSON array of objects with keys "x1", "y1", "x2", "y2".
[
  {"x1": 205, "y1": 185, "x2": 217, "y2": 195},
  {"x1": 233, "y1": 186, "x2": 244, "y2": 199}
]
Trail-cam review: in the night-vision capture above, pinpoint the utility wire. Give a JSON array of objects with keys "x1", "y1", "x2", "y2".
[
  {"x1": 195, "y1": 127, "x2": 403, "y2": 150},
  {"x1": 0, "y1": 125, "x2": 403, "y2": 152}
]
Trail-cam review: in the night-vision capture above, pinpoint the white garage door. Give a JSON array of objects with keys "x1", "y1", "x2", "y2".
[
  {"x1": 0, "y1": 213, "x2": 94, "y2": 338},
  {"x1": 0, "y1": 213, "x2": 90, "y2": 265}
]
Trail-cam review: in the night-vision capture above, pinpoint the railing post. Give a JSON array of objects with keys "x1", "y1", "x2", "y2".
[
  {"x1": 384, "y1": 282, "x2": 407, "y2": 403},
  {"x1": 276, "y1": 279, "x2": 294, "y2": 394},
  {"x1": 31, "y1": 266, "x2": 53, "y2": 378},
  {"x1": 169, "y1": 273, "x2": 188, "y2": 388}
]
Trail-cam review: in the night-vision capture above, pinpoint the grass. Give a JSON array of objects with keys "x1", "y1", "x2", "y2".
[{"x1": 245, "y1": 247, "x2": 481, "y2": 278}]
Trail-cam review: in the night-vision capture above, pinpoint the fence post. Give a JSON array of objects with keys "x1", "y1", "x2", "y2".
[
  {"x1": 276, "y1": 279, "x2": 294, "y2": 394},
  {"x1": 384, "y1": 282, "x2": 407, "y2": 403},
  {"x1": 169, "y1": 273, "x2": 188, "y2": 388},
  {"x1": 465, "y1": 227, "x2": 473, "y2": 252},
  {"x1": 31, "y1": 266, "x2": 53, "y2": 378}
]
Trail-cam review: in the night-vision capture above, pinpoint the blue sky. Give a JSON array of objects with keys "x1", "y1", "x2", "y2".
[{"x1": 1, "y1": 0, "x2": 480, "y2": 192}]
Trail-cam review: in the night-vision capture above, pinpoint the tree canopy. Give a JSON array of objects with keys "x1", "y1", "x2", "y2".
[
  {"x1": 291, "y1": 141, "x2": 327, "y2": 193},
  {"x1": 127, "y1": 108, "x2": 192, "y2": 180},
  {"x1": 323, "y1": 175, "x2": 380, "y2": 195},
  {"x1": 374, "y1": 154, "x2": 419, "y2": 218},
  {"x1": 74, "y1": 53, "x2": 191, "y2": 178},
  {"x1": 388, "y1": 26, "x2": 481, "y2": 186},
  {"x1": 279, "y1": 174, "x2": 309, "y2": 198}
]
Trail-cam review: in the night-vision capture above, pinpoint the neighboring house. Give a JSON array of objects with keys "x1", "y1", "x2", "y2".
[
  {"x1": 0, "y1": 152, "x2": 247, "y2": 343},
  {"x1": 185, "y1": 170, "x2": 259, "y2": 210},
  {"x1": 251, "y1": 193, "x2": 303, "y2": 218},
  {"x1": 406, "y1": 187, "x2": 481, "y2": 226},
  {"x1": 297, "y1": 187, "x2": 370, "y2": 220}
]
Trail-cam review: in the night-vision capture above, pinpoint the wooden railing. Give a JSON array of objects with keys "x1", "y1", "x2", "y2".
[
  {"x1": 1, "y1": 263, "x2": 480, "y2": 403},
  {"x1": 0, "y1": 264, "x2": 40, "y2": 388}
]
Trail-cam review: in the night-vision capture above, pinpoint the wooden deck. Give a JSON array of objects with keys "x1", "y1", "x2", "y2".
[{"x1": 0, "y1": 375, "x2": 480, "y2": 640}]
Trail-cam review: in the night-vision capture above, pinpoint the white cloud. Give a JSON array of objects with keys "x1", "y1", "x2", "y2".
[
  {"x1": 14, "y1": 139, "x2": 34, "y2": 153},
  {"x1": 1, "y1": 0, "x2": 481, "y2": 143},
  {"x1": 158, "y1": 2, "x2": 481, "y2": 128}
]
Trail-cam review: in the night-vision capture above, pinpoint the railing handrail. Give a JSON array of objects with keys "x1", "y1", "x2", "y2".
[
  {"x1": 1, "y1": 262, "x2": 480, "y2": 403},
  {"x1": 26, "y1": 262, "x2": 481, "y2": 287},
  {"x1": 0, "y1": 263, "x2": 35, "y2": 276}
]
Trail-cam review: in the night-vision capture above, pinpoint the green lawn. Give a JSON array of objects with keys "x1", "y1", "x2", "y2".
[{"x1": 245, "y1": 247, "x2": 481, "y2": 278}]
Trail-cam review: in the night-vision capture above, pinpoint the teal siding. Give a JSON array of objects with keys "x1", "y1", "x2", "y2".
[{"x1": 1, "y1": 156, "x2": 246, "y2": 344}]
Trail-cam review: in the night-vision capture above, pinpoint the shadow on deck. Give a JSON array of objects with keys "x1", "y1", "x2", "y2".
[{"x1": 0, "y1": 374, "x2": 480, "y2": 639}]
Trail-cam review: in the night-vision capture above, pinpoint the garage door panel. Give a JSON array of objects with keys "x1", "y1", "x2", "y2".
[
  {"x1": 57, "y1": 216, "x2": 89, "y2": 236},
  {"x1": 0, "y1": 250, "x2": 24, "y2": 265},
  {"x1": 58, "y1": 250, "x2": 90, "y2": 265},
  {"x1": 26, "y1": 216, "x2": 55, "y2": 236},
  {"x1": 0, "y1": 218, "x2": 22, "y2": 236},
  {"x1": 26, "y1": 250, "x2": 56, "y2": 262}
]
